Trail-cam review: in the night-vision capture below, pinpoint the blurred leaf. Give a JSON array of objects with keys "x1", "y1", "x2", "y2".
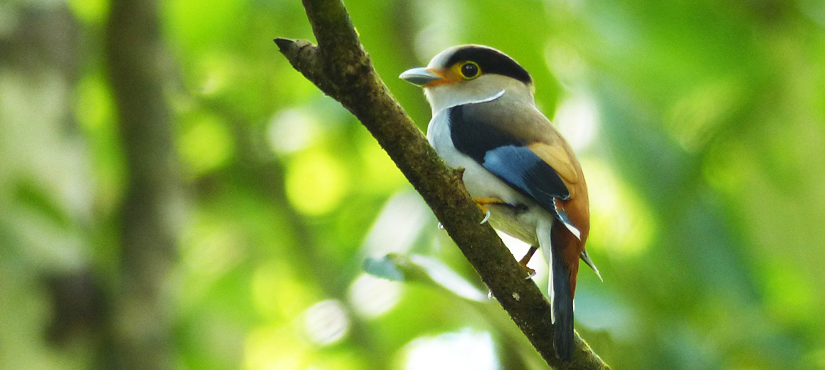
[
  {"x1": 363, "y1": 255, "x2": 405, "y2": 282},
  {"x1": 13, "y1": 178, "x2": 72, "y2": 228},
  {"x1": 365, "y1": 253, "x2": 487, "y2": 302}
]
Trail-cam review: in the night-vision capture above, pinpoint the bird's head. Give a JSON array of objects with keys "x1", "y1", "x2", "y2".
[{"x1": 400, "y1": 45, "x2": 535, "y2": 113}]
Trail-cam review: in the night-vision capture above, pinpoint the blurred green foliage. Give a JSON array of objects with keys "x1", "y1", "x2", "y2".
[{"x1": 1, "y1": 0, "x2": 825, "y2": 369}]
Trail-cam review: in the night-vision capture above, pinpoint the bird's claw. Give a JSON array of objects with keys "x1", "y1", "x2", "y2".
[
  {"x1": 480, "y1": 210, "x2": 491, "y2": 224},
  {"x1": 522, "y1": 266, "x2": 537, "y2": 280},
  {"x1": 518, "y1": 245, "x2": 539, "y2": 280}
]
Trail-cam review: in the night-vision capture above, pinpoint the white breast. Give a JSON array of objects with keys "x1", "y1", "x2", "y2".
[{"x1": 427, "y1": 110, "x2": 507, "y2": 200}]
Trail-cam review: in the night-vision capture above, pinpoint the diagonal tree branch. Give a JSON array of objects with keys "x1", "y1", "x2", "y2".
[{"x1": 275, "y1": 0, "x2": 610, "y2": 368}]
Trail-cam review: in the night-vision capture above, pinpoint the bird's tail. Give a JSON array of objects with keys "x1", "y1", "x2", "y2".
[
  {"x1": 539, "y1": 220, "x2": 575, "y2": 361},
  {"x1": 551, "y1": 224, "x2": 574, "y2": 360}
]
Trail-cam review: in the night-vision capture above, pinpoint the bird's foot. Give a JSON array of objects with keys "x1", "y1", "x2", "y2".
[
  {"x1": 473, "y1": 197, "x2": 506, "y2": 224},
  {"x1": 520, "y1": 265, "x2": 536, "y2": 279},
  {"x1": 518, "y1": 246, "x2": 539, "y2": 280}
]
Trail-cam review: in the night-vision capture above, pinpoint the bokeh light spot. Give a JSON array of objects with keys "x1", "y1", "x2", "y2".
[
  {"x1": 403, "y1": 329, "x2": 499, "y2": 370},
  {"x1": 268, "y1": 108, "x2": 321, "y2": 154},
  {"x1": 179, "y1": 113, "x2": 234, "y2": 175},
  {"x1": 245, "y1": 325, "x2": 311, "y2": 370},
  {"x1": 251, "y1": 262, "x2": 317, "y2": 320},
  {"x1": 285, "y1": 149, "x2": 349, "y2": 216},
  {"x1": 361, "y1": 191, "x2": 430, "y2": 257},
  {"x1": 584, "y1": 158, "x2": 655, "y2": 258},
  {"x1": 196, "y1": 52, "x2": 234, "y2": 95},
  {"x1": 554, "y1": 94, "x2": 599, "y2": 151},
  {"x1": 303, "y1": 300, "x2": 350, "y2": 346},
  {"x1": 348, "y1": 273, "x2": 403, "y2": 319}
]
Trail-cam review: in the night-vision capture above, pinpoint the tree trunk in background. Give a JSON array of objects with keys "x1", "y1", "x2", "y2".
[{"x1": 105, "y1": 0, "x2": 183, "y2": 367}]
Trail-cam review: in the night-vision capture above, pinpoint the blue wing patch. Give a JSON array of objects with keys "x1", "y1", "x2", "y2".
[
  {"x1": 449, "y1": 104, "x2": 572, "y2": 219},
  {"x1": 482, "y1": 145, "x2": 570, "y2": 206}
]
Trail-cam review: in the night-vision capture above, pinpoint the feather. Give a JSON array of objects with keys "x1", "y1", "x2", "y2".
[
  {"x1": 538, "y1": 220, "x2": 575, "y2": 361},
  {"x1": 580, "y1": 250, "x2": 602, "y2": 281},
  {"x1": 449, "y1": 104, "x2": 574, "y2": 223}
]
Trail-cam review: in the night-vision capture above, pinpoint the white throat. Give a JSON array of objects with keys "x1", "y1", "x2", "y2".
[
  {"x1": 423, "y1": 74, "x2": 535, "y2": 115},
  {"x1": 424, "y1": 88, "x2": 505, "y2": 114}
]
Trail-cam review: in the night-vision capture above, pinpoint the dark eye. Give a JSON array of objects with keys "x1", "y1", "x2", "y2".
[{"x1": 460, "y1": 62, "x2": 480, "y2": 79}]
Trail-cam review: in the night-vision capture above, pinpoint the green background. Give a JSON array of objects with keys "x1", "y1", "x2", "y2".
[{"x1": 1, "y1": 0, "x2": 825, "y2": 369}]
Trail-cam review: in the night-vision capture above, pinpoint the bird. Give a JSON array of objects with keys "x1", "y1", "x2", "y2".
[{"x1": 400, "y1": 44, "x2": 600, "y2": 360}]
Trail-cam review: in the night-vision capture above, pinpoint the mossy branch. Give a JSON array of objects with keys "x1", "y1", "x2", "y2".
[{"x1": 275, "y1": 0, "x2": 610, "y2": 368}]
